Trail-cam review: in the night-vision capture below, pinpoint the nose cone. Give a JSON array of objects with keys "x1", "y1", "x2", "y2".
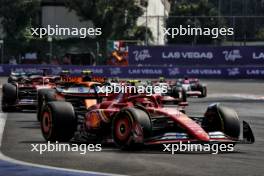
[
  {"x1": 156, "y1": 109, "x2": 211, "y2": 142},
  {"x1": 194, "y1": 130, "x2": 210, "y2": 141}
]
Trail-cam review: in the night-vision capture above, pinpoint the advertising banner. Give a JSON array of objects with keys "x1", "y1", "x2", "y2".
[
  {"x1": 0, "y1": 64, "x2": 264, "y2": 79},
  {"x1": 128, "y1": 46, "x2": 264, "y2": 66}
]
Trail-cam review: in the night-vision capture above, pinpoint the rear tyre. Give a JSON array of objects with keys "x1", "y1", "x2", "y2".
[
  {"x1": 202, "y1": 103, "x2": 240, "y2": 139},
  {"x1": 171, "y1": 87, "x2": 181, "y2": 98},
  {"x1": 112, "y1": 108, "x2": 152, "y2": 150},
  {"x1": 171, "y1": 87, "x2": 187, "y2": 104},
  {"x1": 181, "y1": 89, "x2": 187, "y2": 102},
  {"x1": 198, "y1": 85, "x2": 207, "y2": 98},
  {"x1": 2, "y1": 83, "x2": 17, "y2": 112},
  {"x1": 41, "y1": 101, "x2": 77, "y2": 142}
]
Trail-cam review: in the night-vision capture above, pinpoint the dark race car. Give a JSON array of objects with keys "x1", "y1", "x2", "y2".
[
  {"x1": 152, "y1": 80, "x2": 188, "y2": 106},
  {"x1": 36, "y1": 70, "x2": 107, "y2": 121},
  {"x1": 36, "y1": 80, "x2": 103, "y2": 121},
  {"x1": 176, "y1": 77, "x2": 207, "y2": 98},
  {"x1": 39, "y1": 90, "x2": 254, "y2": 150},
  {"x1": 7, "y1": 68, "x2": 52, "y2": 83},
  {"x1": 104, "y1": 78, "x2": 188, "y2": 106},
  {"x1": 2, "y1": 71, "x2": 60, "y2": 112},
  {"x1": 7, "y1": 71, "x2": 27, "y2": 83},
  {"x1": 151, "y1": 77, "x2": 188, "y2": 105}
]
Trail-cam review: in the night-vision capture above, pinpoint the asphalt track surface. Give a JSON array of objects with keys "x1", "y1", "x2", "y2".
[{"x1": 1, "y1": 78, "x2": 264, "y2": 176}]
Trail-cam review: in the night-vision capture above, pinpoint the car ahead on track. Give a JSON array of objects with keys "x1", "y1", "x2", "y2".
[
  {"x1": 7, "y1": 69, "x2": 53, "y2": 83},
  {"x1": 39, "y1": 90, "x2": 255, "y2": 150},
  {"x1": 110, "y1": 79, "x2": 188, "y2": 106},
  {"x1": 36, "y1": 72, "x2": 106, "y2": 121},
  {"x1": 176, "y1": 77, "x2": 207, "y2": 98},
  {"x1": 150, "y1": 79, "x2": 188, "y2": 106},
  {"x1": 37, "y1": 77, "x2": 102, "y2": 121},
  {"x1": 7, "y1": 71, "x2": 27, "y2": 83},
  {"x1": 2, "y1": 72, "x2": 60, "y2": 112}
]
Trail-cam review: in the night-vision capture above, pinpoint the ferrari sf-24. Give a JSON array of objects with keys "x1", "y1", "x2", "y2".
[{"x1": 38, "y1": 83, "x2": 254, "y2": 150}]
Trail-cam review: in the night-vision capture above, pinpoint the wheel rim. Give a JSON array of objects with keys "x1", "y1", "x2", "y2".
[
  {"x1": 42, "y1": 111, "x2": 52, "y2": 137},
  {"x1": 114, "y1": 115, "x2": 132, "y2": 142}
]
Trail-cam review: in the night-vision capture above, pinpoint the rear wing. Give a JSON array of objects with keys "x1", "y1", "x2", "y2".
[{"x1": 60, "y1": 75, "x2": 106, "y2": 83}]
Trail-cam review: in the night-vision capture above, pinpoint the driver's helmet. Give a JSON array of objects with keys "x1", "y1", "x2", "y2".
[
  {"x1": 82, "y1": 70, "x2": 93, "y2": 82},
  {"x1": 159, "y1": 77, "x2": 165, "y2": 83},
  {"x1": 135, "y1": 98, "x2": 154, "y2": 107},
  {"x1": 60, "y1": 70, "x2": 70, "y2": 77},
  {"x1": 127, "y1": 80, "x2": 140, "y2": 86},
  {"x1": 183, "y1": 76, "x2": 190, "y2": 84},
  {"x1": 141, "y1": 100, "x2": 154, "y2": 107},
  {"x1": 44, "y1": 78, "x2": 50, "y2": 84},
  {"x1": 111, "y1": 77, "x2": 119, "y2": 83}
]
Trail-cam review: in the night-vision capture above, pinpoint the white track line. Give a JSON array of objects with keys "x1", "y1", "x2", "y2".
[
  {"x1": 0, "y1": 113, "x2": 6, "y2": 148},
  {"x1": 0, "y1": 113, "x2": 125, "y2": 176},
  {"x1": 208, "y1": 93, "x2": 264, "y2": 100}
]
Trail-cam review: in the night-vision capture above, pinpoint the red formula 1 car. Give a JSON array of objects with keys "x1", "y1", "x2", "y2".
[
  {"x1": 39, "y1": 89, "x2": 254, "y2": 149},
  {"x1": 2, "y1": 71, "x2": 59, "y2": 112}
]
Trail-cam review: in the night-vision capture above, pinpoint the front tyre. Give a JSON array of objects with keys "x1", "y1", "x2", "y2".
[
  {"x1": 2, "y1": 83, "x2": 17, "y2": 112},
  {"x1": 202, "y1": 103, "x2": 240, "y2": 139}
]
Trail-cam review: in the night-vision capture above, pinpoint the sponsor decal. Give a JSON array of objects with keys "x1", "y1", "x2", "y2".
[
  {"x1": 168, "y1": 68, "x2": 180, "y2": 76},
  {"x1": 162, "y1": 52, "x2": 213, "y2": 60},
  {"x1": 227, "y1": 68, "x2": 240, "y2": 76},
  {"x1": 128, "y1": 69, "x2": 162, "y2": 75},
  {"x1": 222, "y1": 50, "x2": 242, "y2": 61},
  {"x1": 186, "y1": 69, "x2": 222, "y2": 75},
  {"x1": 246, "y1": 69, "x2": 264, "y2": 75},
  {"x1": 132, "y1": 49, "x2": 152, "y2": 62},
  {"x1": 252, "y1": 52, "x2": 264, "y2": 60},
  {"x1": 109, "y1": 67, "x2": 121, "y2": 75}
]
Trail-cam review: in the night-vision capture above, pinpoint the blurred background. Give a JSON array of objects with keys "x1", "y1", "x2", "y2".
[{"x1": 0, "y1": 0, "x2": 263, "y2": 67}]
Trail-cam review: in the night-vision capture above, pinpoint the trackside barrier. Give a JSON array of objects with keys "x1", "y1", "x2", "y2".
[
  {"x1": 128, "y1": 45, "x2": 264, "y2": 66},
  {"x1": 0, "y1": 64, "x2": 264, "y2": 79}
]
